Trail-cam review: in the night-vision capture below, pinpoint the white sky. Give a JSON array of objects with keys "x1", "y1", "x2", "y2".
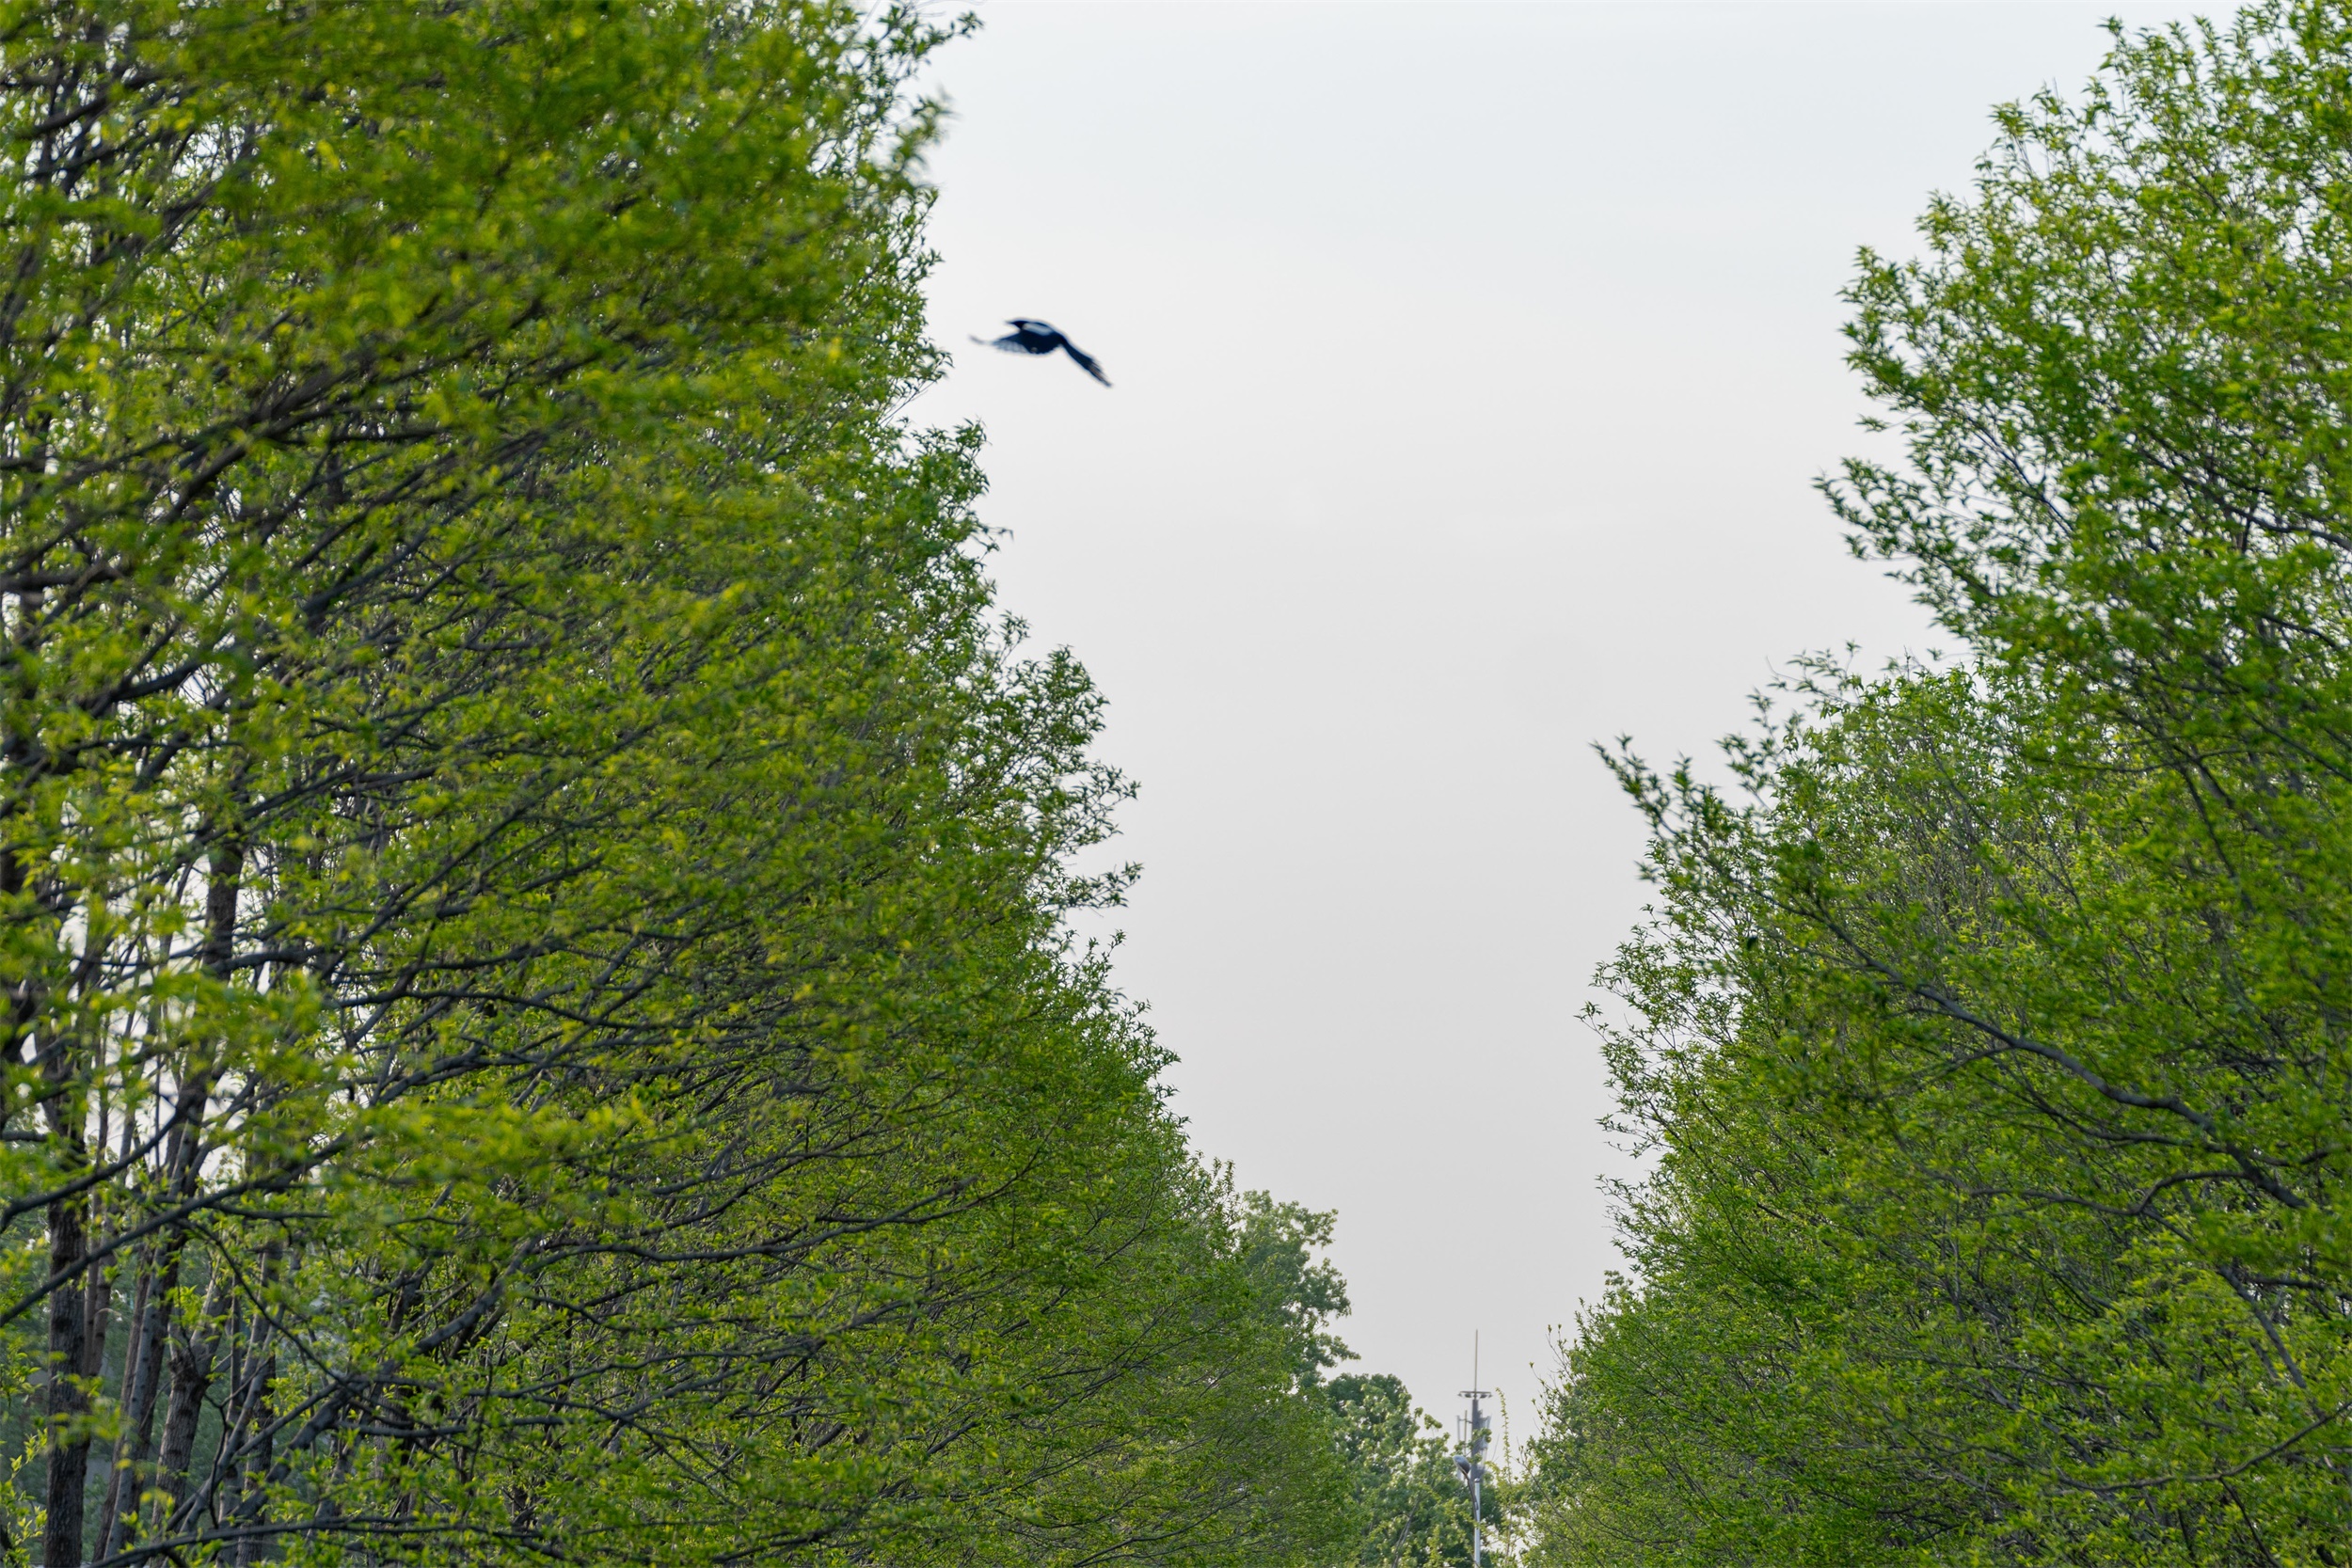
[{"x1": 905, "y1": 0, "x2": 2194, "y2": 1440}]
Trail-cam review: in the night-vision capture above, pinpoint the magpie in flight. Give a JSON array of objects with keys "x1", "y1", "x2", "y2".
[{"x1": 972, "y1": 319, "x2": 1111, "y2": 387}]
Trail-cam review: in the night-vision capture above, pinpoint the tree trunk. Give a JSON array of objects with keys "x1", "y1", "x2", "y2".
[
  {"x1": 43, "y1": 1183, "x2": 90, "y2": 1568},
  {"x1": 129, "y1": 832, "x2": 249, "y2": 1551},
  {"x1": 152, "y1": 1267, "x2": 230, "y2": 1537},
  {"x1": 95, "y1": 1240, "x2": 180, "y2": 1562},
  {"x1": 215, "y1": 1242, "x2": 280, "y2": 1564},
  {"x1": 230, "y1": 1327, "x2": 278, "y2": 1568}
]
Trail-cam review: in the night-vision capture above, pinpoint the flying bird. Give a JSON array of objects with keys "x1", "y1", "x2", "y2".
[{"x1": 972, "y1": 319, "x2": 1111, "y2": 387}]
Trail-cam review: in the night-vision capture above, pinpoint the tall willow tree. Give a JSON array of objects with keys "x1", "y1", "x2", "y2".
[
  {"x1": 1537, "y1": 4, "x2": 2352, "y2": 1564},
  {"x1": 0, "y1": 5, "x2": 1344, "y2": 1568}
]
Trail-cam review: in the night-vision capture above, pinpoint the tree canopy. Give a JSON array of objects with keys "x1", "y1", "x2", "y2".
[
  {"x1": 0, "y1": 5, "x2": 1353, "y2": 1567},
  {"x1": 1534, "y1": 4, "x2": 2352, "y2": 1563}
]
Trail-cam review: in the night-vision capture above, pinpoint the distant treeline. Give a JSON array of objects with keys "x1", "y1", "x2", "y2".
[{"x1": 1527, "y1": 3, "x2": 2352, "y2": 1563}]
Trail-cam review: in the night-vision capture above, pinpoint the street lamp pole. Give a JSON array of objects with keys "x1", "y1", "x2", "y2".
[{"x1": 1456, "y1": 1334, "x2": 1489, "y2": 1568}]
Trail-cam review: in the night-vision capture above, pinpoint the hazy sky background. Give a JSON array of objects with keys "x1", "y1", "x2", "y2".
[{"x1": 905, "y1": 0, "x2": 2193, "y2": 1447}]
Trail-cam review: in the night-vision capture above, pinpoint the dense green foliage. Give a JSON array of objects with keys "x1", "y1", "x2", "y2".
[
  {"x1": 1534, "y1": 4, "x2": 2352, "y2": 1563},
  {"x1": 1325, "y1": 1374, "x2": 1500, "y2": 1568},
  {"x1": 1233, "y1": 1196, "x2": 1494, "y2": 1568},
  {"x1": 0, "y1": 5, "x2": 1350, "y2": 1567},
  {"x1": 1232, "y1": 1189, "x2": 1486, "y2": 1568}
]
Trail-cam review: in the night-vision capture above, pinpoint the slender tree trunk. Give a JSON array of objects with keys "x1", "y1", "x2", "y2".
[
  {"x1": 230, "y1": 1322, "x2": 277, "y2": 1568},
  {"x1": 42, "y1": 971, "x2": 95, "y2": 1568},
  {"x1": 144, "y1": 833, "x2": 246, "y2": 1546},
  {"x1": 211, "y1": 1289, "x2": 262, "y2": 1551},
  {"x1": 199, "y1": 837, "x2": 241, "y2": 980},
  {"x1": 215, "y1": 1241, "x2": 280, "y2": 1561},
  {"x1": 0, "y1": 841, "x2": 25, "y2": 1134},
  {"x1": 75, "y1": 1233, "x2": 118, "y2": 1550},
  {"x1": 153, "y1": 1267, "x2": 230, "y2": 1536},
  {"x1": 44, "y1": 1180, "x2": 91, "y2": 1568},
  {"x1": 212, "y1": 1296, "x2": 244, "y2": 1541},
  {"x1": 95, "y1": 1241, "x2": 180, "y2": 1562},
  {"x1": 83, "y1": 1224, "x2": 113, "y2": 1379}
]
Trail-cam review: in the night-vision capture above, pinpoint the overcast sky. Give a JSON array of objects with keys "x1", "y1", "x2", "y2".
[{"x1": 904, "y1": 0, "x2": 2194, "y2": 1444}]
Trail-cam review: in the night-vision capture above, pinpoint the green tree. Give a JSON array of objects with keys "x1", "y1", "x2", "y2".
[
  {"x1": 1237, "y1": 1189, "x2": 1355, "y2": 1389},
  {"x1": 1222, "y1": 1191, "x2": 1503, "y2": 1567},
  {"x1": 1327, "y1": 1373, "x2": 1495, "y2": 1568},
  {"x1": 0, "y1": 5, "x2": 1348, "y2": 1568},
  {"x1": 1534, "y1": 3, "x2": 2352, "y2": 1563}
]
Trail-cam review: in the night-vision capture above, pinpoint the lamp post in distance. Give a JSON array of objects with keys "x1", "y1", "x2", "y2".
[{"x1": 1454, "y1": 1333, "x2": 1490, "y2": 1568}]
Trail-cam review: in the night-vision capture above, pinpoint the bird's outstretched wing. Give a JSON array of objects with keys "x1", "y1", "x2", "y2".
[
  {"x1": 972, "y1": 331, "x2": 1034, "y2": 355},
  {"x1": 1060, "y1": 341, "x2": 1112, "y2": 387}
]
